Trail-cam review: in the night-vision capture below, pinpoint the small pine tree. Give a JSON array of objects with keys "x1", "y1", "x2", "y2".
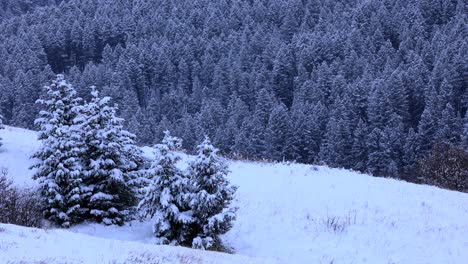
[
  {"x1": 80, "y1": 87, "x2": 145, "y2": 225},
  {"x1": 188, "y1": 137, "x2": 237, "y2": 250},
  {"x1": 161, "y1": 130, "x2": 183, "y2": 151},
  {"x1": 31, "y1": 75, "x2": 86, "y2": 227},
  {"x1": 138, "y1": 131, "x2": 193, "y2": 245}
]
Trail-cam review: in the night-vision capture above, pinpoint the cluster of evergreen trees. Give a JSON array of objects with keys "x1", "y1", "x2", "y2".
[
  {"x1": 31, "y1": 75, "x2": 146, "y2": 227},
  {"x1": 31, "y1": 75, "x2": 237, "y2": 249},
  {"x1": 0, "y1": 0, "x2": 466, "y2": 181},
  {"x1": 139, "y1": 133, "x2": 237, "y2": 250},
  {"x1": 0, "y1": 0, "x2": 55, "y2": 18}
]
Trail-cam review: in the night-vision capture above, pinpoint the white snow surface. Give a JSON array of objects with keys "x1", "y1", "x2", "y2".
[
  {"x1": 1, "y1": 126, "x2": 468, "y2": 263},
  {"x1": 0, "y1": 126, "x2": 40, "y2": 186},
  {"x1": 0, "y1": 223, "x2": 269, "y2": 264}
]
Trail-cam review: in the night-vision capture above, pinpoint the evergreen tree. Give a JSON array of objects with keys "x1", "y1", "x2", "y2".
[
  {"x1": 402, "y1": 128, "x2": 420, "y2": 180},
  {"x1": 161, "y1": 130, "x2": 183, "y2": 151},
  {"x1": 234, "y1": 115, "x2": 267, "y2": 160},
  {"x1": 188, "y1": 137, "x2": 237, "y2": 250},
  {"x1": 351, "y1": 119, "x2": 369, "y2": 172},
  {"x1": 31, "y1": 75, "x2": 86, "y2": 227},
  {"x1": 138, "y1": 132, "x2": 193, "y2": 245},
  {"x1": 1, "y1": 0, "x2": 467, "y2": 183},
  {"x1": 462, "y1": 115, "x2": 468, "y2": 149},
  {"x1": 319, "y1": 116, "x2": 353, "y2": 168},
  {"x1": 80, "y1": 87, "x2": 145, "y2": 225},
  {"x1": 286, "y1": 103, "x2": 309, "y2": 162},
  {"x1": 381, "y1": 121, "x2": 405, "y2": 177},
  {"x1": 265, "y1": 103, "x2": 289, "y2": 161},
  {"x1": 306, "y1": 102, "x2": 328, "y2": 163},
  {"x1": 417, "y1": 106, "x2": 437, "y2": 156},
  {"x1": 435, "y1": 103, "x2": 462, "y2": 144},
  {"x1": 366, "y1": 127, "x2": 387, "y2": 176}
]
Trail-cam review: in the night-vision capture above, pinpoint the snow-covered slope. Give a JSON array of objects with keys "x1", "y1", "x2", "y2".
[
  {"x1": 1, "y1": 126, "x2": 468, "y2": 263},
  {"x1": 0, "y1": 223, "x2": 270, "y2": 264},
  {"x1": 0, "y1": 126, "x2": 40, "y2": 186}
]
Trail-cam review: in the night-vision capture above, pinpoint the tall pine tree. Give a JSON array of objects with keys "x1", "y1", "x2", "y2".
[
  {"x1": 31, "y1": 75, "x2": 86, "y2": 227},
  {"x1": 80, "y1": 87, "x2": 145, "y2": 225}
]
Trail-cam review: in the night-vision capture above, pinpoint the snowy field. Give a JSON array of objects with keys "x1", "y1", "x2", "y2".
[
  {"x1": 1, "y1": 126, "x2": 468, "y2": 263},
  {"x1": 0, "y1": 223, "x2": 270, "y2": 264}
]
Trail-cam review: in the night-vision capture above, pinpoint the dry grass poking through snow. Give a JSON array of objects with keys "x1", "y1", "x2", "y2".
[
  {"x1": 121, "y1": 251, "x2": 203, "y2": 264},
  {"x1": 322, "y1": 210, "x2": 357, "y2": 233}
]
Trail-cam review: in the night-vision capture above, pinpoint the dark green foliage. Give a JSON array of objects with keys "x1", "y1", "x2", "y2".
[
  {"x1": 32, "y1": 77, "x2": 146, "y2": 227},
  {"x1": 31, "y1": 75, "x2": 85, "y2": 227},
  {"x1": 138, "y1": 132, "x2": 192, "y2": 245},
  {"x1": 187, "y1": 137, "x2": 237, "y2": 250},
  {"x1": 0, "y1": 0, "x2": 466, "y2": 182},
  {"x1": 265, "y1": 103, "x2": 289, "y2": 161},
  {"x1": 80, "y1": 88, "x2": 146, "y2": 225}
]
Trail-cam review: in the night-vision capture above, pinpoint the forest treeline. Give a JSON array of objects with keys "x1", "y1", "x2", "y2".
[{"x1": 0, "y1": 0, "x2": 466, "y2": 181}]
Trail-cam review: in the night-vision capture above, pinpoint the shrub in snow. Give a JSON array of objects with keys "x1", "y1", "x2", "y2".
[
  {"x1": 80, "y1": 87, "x2": 146, "y2": 225},
  {"x1": 31, "y1": 75, "x2": 87, "y2": 227},
  {"x1": 322, "y1": 211, "x2": 357, "y2": 233},
  {"x1": 418, "y1": 143, "x2": 468, "y2": 192},
  {"x1": 187, "y1": 137, "x2": 237, "y2": 250},
  {"x1": 0, "y1": 168, "x2": 44, "y2": 227},
  {"x1": 138, "y1": 131, "x2": 193, "y2": 244}
]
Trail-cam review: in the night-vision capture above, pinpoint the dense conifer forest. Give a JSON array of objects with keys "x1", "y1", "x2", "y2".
[{"x1": 0, "y1": 0, "x2": 466, "y2": 182}]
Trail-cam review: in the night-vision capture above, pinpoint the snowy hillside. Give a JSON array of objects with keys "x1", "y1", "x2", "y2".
[
  {"x1": 0, "y1": 126, "x2": 40, "y2": 186},
  {"x1": 1, "y1": 126, "x2": 468, "y2": 263},
  {"x1": 0, "y1": 223, "x2": 270, "y2": 264}
]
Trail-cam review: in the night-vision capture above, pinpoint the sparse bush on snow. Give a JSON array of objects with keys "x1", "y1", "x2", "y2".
[
  {"x1": 418, "y1": 143, "x2": 468, "y2": 192},
  {"x1": 0, "y1": 168, "x2": 44, "y2": 228},
  {"x1": 322, "y1": 211, "x2": 357, "y2": 233}
]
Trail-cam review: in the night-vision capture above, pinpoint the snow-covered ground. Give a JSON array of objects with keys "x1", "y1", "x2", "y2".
[
  {"x1": 0, "y1": 223, "x2": 270, "y2": 264},
  {"x1": 0, "y1": 126, "x2": 40, "y2": 186},
  {"x1": 1, "y1": 126, "x2": 468, "y2": 263}
]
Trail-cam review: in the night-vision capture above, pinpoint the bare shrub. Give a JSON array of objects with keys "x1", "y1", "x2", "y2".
[
  {"x1": 418, "y1": 143, "x2": 468, "y2": 192},
  {"x1": 322, "y1": 211, "x2": 356, "y2": 233},
  {"x1": 0, "y1": 168, "x2": 44, "y2": 227}
]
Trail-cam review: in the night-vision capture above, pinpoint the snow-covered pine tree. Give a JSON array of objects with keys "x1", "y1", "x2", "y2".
[
  {"x1": 265, "y1": 102, "x2": 289, "y2": 161},
  {"x1": 161, "y1": 130, "x2": 183, "y2": 151},
  {"x1": 80, "y1": 87, "x2": 145, "y2": 225},
  {"x1": 188, "y1": 137, "x2": 237, "y2": 250},
  {"x1": 31, "y1": 75, "x2": 86, "y2": 227},
  {"x1": 138, "y1": 131, "x2": 193, "y2": 245}
]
